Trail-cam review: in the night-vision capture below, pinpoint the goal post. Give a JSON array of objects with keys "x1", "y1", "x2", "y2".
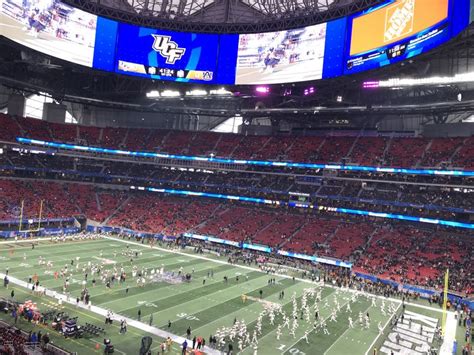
[
  {"x1": 18, "y1": 199, "x2": 44, "y2": 233},
  {"x1": 441, "y1": 268, "x2": 449, "y2": 337}
]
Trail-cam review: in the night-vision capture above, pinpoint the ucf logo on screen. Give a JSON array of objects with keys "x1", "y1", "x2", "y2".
[{"x1": 151, "y1": 34, "x2": 186, "y2": 64}]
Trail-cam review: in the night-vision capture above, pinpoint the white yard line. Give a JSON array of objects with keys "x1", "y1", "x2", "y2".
[
  {"x1": 323, "y1": 303, "x2": 373, "y2": 355},
  {"x1": 280, "y1": 291, "x2": 355, "y2": 355},
  {"x1": 0, "y1": 236, "x2": 92, "y2": 245},
  {"x1": 364, "y1": 302, "x2": 402, "y2": 355}
]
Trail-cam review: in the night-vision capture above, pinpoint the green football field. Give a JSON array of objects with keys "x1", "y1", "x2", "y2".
[{"x1": 0, "y1": 236, "x2": 460, "y2": 355}]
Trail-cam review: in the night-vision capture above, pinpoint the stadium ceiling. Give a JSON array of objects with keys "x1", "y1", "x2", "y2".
[{"x1": 63, "y1": 0, "x2": 381, "y2": 33}]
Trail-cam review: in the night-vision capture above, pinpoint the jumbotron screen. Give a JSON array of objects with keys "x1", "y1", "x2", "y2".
[
  {"x1": 0, "y1": 0, "x2": 471, "y2": 84},
  {"x1": 350, "y1": 0, "x2": 449, "y2": 56},
  {"x1": 0, "y1": 0, "x2": 97, "y2": 67},
  {"x1": 235, "y1": 23, "x2": 327, "y2": 85},
  {"x1": 345, "y1": 0, "x2": 452, "y2": 74},
  {"x1": 115, "y1": 23, "x2": 220, "y2": 83}
]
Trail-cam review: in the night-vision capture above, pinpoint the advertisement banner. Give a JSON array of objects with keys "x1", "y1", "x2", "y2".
[
  {"x1": 349, "y1": 0, "x2": 449, "y2": 56},
  {"x1": 344, "y1": 0, "x2": 452, "y2": 74}
]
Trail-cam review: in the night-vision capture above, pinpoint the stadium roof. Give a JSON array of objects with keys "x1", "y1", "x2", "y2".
[
  {"x1": 64, "y1": 0, "x2": 380, "y2": 33},
  {"x1": 122, "y1": 0, "x2": 339, "y2": 19}
]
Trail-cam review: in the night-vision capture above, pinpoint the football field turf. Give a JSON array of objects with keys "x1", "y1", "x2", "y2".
[{"x1": 0, "y1": 236, "x2": 457, "y2": 354}]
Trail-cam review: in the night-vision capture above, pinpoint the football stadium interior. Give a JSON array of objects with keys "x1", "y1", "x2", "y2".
[{"x1": 0, "y1": 0, "x2": 473, "y2": 354}]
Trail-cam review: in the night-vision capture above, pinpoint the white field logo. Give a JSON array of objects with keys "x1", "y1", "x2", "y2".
[
  {"x1": 380, "y1": 310, "x2": 437, "y2": 354},
  {"x1": 384, "y1": 0, "x2": 415, "y2": 42},
  {"x1": 151, "y1": 35, "x2": 186, "y2": 64}
]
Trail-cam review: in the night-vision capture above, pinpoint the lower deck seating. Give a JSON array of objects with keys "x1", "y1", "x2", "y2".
[{"x1": 0, "y1": 180, "x2": 471, "y2": 294}]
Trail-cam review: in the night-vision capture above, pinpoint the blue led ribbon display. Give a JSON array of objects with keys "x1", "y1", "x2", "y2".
[
  {"x1": 17, "y1": 137, "x2": 474, "y2": 177},
  {"x1": 135, "y1": 186, "x2": 474, "y2": 230}
]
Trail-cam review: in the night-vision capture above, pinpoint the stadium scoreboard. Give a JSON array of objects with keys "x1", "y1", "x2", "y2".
[
  {"x1": 0, "y1": 0, "x2": 472, "y2": 84},
  {"x1": 289, "y1": 192, "x2": 311, "y2": 207}
]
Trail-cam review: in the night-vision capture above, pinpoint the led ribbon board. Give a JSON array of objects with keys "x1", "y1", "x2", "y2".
[
  {"x1": 183, "y1": 233, "x2": 352, "y2": 268},
  {"x1": 135, "y1": 186, "x2": 474, "y2": 230},
  {"x1": 17, "y1": 138, "x2": 474, "y2": 177}
]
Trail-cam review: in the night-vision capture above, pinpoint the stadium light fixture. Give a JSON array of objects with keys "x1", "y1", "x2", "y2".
[
  {"x1": 210, "y1": 88, "x2": 232, "y2": 96},
  {"x1": 363, "y1": 71, "x2": 474, "y2": 89},
  {"x1": 255, "y1": 86, "x2": 270, "y2": 94},
  {"x1": 185, "y1": 89, "x2": 208, "y2": 96},
  {"x1": 362, "y1": 81, "x2": 380, "y2": 89},
  {"x1": 161, "y1": 90, "x2": 181, "y2": 97},
  {"x1": 304, "y1": 87, "x2": 315, "y2": 96},
  {"x1": 146, "y1": 90, "x2": 160, "y2": 98}
]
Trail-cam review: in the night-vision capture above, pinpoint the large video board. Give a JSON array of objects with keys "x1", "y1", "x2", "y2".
[
  {"x1": 115, "y1": 23, "x2": 220, "y2": 83},
  {"x1": 0, "y1": 0, "x2": 97, "y2": 67},
  {"x1": 0, "y1": 0, "x2": 472, "y2": 84},
  {"x1": 344, "y1": 0, "x2": 452, "y2": 74},
  {"x1": 91, "y1": 20, "x2": 238, "y2": 84},
  {"x1": 235, "y1": 23, "x2": 327, "y2": 85}
]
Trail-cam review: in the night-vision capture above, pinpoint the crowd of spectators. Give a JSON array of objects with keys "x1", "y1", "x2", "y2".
[
  {"x1": 0, "y1": 324, "x2": 28, "y2": 355},
  {"x1": 0, "y1": 179, "x2": 124, "y2": 222},
  {"x1": 354, "y1": 226, "x2": 473, "y2": 295},
  {"x1": 0, "y1": 320, "x2": 50, "y2": 355},
  {"x1": 109, "y1": 195, "x2": 219, "y2": 236}
]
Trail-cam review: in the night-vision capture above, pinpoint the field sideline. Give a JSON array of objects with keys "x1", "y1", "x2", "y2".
[{"x1": 0, "y1": 236, "x2": 458, "y2": 354}]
